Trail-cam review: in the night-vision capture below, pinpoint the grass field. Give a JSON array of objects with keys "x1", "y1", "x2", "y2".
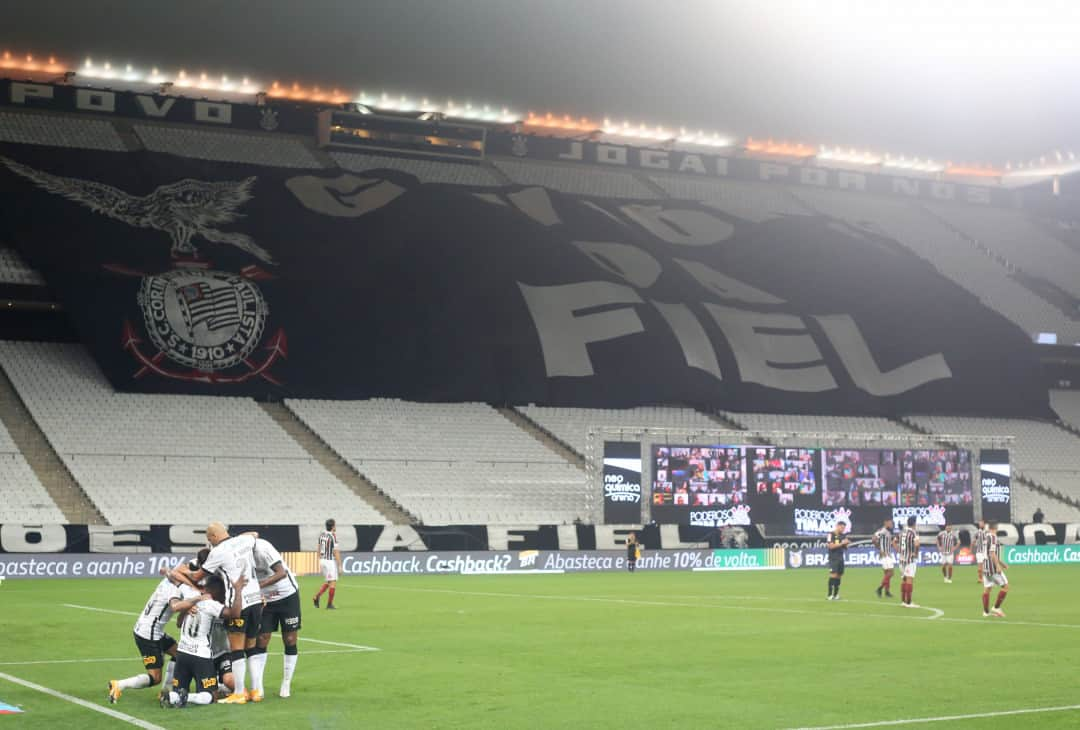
[{"x1": 1, "y1": 564, "x2": 1077, "y2": 729}]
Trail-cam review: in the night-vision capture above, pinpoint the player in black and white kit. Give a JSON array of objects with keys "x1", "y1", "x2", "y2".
[
  {"x1": 164, "y1": 574, "x2": 246, "y2": 708},
  {"x1": 172, "y1": 523, "x2": 263, "y2": 704},
  {"x1": 107, "y1": 572, "x2": 201, "y2": 704},
  {"x1": 252, "y1": 537, "x2": 302, "y2": 699}
]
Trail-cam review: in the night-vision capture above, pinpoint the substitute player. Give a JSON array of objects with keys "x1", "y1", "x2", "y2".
[
  {"x1": 164, "y1": 575, "x2": 245, "y2": 708},
  {"x1": 936, "y1": 523, "x2": 958, "y2": 583},
  {"x1": 981, "y1": 521, "x2": 1009, "y2": 617},
  {"x1": 107, "y1": 570, "x2": 200, "y2": 703},
  {"x1": 313, "y1": 519, "x2": 341, "y2": 610},
  {"x1": 898, "y1": 516, "x2": 920, "y2": 608},
  {"x1": 826, "y1": 521, "x2": 850, "y2": 600},
  {"x1": 173, "y1": 524, "x2": 263, "y2": 704},
  {"x1": 873, "y1": 518, "x2": 896, "y2": 598},
  {"x1": 252, "y1": 536, "x2": 302, "y2": 699},
  {"x1": 972, "y1": 520, "x2": 988, "y2": 583}
]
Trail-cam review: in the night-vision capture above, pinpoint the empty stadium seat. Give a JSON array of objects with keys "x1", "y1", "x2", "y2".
[
  {"x1": 0, "y1": 247, "x2": 45, "y2": 286},
  {"x1": 721, "y1": 412, "x2": 919, "y2": 448},
  {"x1": 493, "y1": 158, "x2": 658, "y2": 199},
  {"x1": 0, "y1": 340, "x2": 386, "y2": 525},
  {"x1": 133, "y1": 125, "x2": 324, "y2": 168},
  {"x1": 286, "y1": 398, "x2": 587, "y2": 525},
  {"x1": 649, "y1": 175, "x2": 811, "y2": 221},
  {"x1": 331, "y1": 151, "x2": 502, "y2": 186},
  {"x1": 518, "y1": 405, "x2": 723, "y2": 456},
  {"x1": 0, "y1": 111, "x2": 126, "y2": 151},
  {"x1": 0, "y1": 418, "x2": 66, "y2": 523},
  {"x1": 904, "y1": 413, "x2": 1080, "y2": 514}
]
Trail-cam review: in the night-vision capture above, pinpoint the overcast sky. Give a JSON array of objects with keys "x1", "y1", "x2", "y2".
[{"x1": 5, "y1": 0, "x2": 1079, "y2": 164}]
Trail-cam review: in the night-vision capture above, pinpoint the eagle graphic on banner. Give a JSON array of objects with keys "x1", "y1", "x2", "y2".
[{"x1": 0, "y1": 156, "x2": 274, "y2": 264}]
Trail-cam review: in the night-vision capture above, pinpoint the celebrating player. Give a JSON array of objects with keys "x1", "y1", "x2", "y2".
[
  {"x1": 164, "y1": 574, "x2": 246, "y2": 708},
  {"x1": 936, "y1": 523, "x2": 958, "y2": 583},
  {"x1": 972, "y1": 519, "x2": 987, "y2": 583},
  {"x1": 873, "y1": 518, "x2": 896, "y2": 598},
  {"x1": 172, "y1": 524, "x2": 263, "y2": 704},
  {"x1": 107, "y1": 569, "x2": 201, "y2": 704},
  {"x1": 826, "y1": 520, "x2": 849, "y2": 601},
  {"x1": 313, "y1": 518, "x2": 341, "y2": 610},
  {"x1": 252, "y1": 536, "x2": 302, "y2": 699},
  {"x1": 981, "y1": 521, "x2": 1009, "y2": 617},
  {"x1": 898, "y1": 516, "x2": 920, "y2": 608}
]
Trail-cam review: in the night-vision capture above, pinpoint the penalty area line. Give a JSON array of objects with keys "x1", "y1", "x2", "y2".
[
  {"x1": 783, "y1": 703, "x2": 1080, "y2": 729},
  {"x1": 0, "y1": 670, "x2": 165, "y2": 729}
]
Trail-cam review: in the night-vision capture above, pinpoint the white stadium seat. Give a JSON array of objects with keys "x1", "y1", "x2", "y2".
[
  {"x1": 0, "y1": 247, "x2": 45, "y2": 286},
  {"x1": 493, "y1": 158, "x2": 658, "y2": 199},
  {"x1": 331, "y1": 151, "x2": 502, "y2": 186},
  {"x1": 133, "y1": 125, "x2": 324, "y2": 168},
  {"x1": 0, "y1": 340, "x2": 386, "y2": 525},
  {"x1": 518, "y1": 405, "x2": 722, "y2": 457},
  {"x1": 286, "y1": 398, "x2": 588, "y2": 525},
  {"x1": 0, "y1": 111, "x2": 126, "y2": 151},
  {"x1": 0, "y1": 417, "x2": 66, "y2": 523}
]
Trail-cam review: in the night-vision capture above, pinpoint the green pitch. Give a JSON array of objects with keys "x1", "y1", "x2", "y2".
[{"x1": 1, "y1": 566, "x2": 1077, "y2": 729}]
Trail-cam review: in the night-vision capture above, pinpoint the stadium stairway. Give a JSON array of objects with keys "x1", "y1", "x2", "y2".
[
  {"x1": 496, "y1": 407, "x2": 587, "y2": 468},
  {"x1": 0, "y1": 366, "x2": 104, "y2": 523},
  {"x1": 257, "y1": 401, "x2": 414, "y2": 523}
]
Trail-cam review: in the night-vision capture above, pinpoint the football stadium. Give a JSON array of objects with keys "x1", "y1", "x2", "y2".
[{"x1": 1, "y1": 2, "x2": 1080, "y2": 728}]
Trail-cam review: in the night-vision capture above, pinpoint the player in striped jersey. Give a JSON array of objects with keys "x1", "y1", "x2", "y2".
[
  {"x1": 107, "y1": 569, "x2": 203, "y2": 704},
  {"x1": 981, "y1": 521, "x2": 1009, "y2": 617},
  {"x1": 873, "y1": 519, "x2": 896, "y2": 599},
  {"x1": 252, "y1": 537, "x2": 302, "y2": 699},
  {"x1": 313, "y1": 518, "x2": 341, "y2": 610},
  {"x1": 972, "y1": 520, "x2": 988, "y2": 583},
  {"x1": 898, "y1": 516, "x2": 920, "y2": 608},
  {"x1": 936, "y1": 523, "x2": 958, "y2": 583}
]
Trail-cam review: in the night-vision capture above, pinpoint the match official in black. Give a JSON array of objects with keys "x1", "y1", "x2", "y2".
[{"x1": 826, "y1": 521, "x2": 850, "y2": 601}]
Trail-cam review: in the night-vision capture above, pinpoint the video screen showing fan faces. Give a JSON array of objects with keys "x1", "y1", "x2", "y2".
[
  {"x1": 652, "y1": 446, "x2": 747, "y2": 525},
  {"x1": 823, "y1": 449, "x2": 972, "y2": 508}
]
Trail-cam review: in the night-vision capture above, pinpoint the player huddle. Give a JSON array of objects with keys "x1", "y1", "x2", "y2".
[
  {"x1": 826, "y1": 517, "x2": 1009, "y2": 617},
  {"x1": 106, "y1": 519, "x2": 342, "y2": 709}
]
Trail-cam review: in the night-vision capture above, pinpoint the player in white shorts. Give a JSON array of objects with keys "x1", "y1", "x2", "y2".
[
  {"x1": 972, "y1": 520, "x2": 988, "y2": 583},
  {"x1": 898, "y1": 516, "x2": 920, "y2": 607},
  {"x1": 981, "y1": 522, "x2": 1009, "y2": 617},
  {"x1": 313, "y1": 518, "x2": 341, "y2": 609},
  {"x1": 936, "y1": 523, "x2": 958, "y2": 583},
  {"x1": 873, "y1": 519, "x2": 896, "y2": 598}
]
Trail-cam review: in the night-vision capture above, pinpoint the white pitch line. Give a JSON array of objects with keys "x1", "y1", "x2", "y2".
[
  {"x1": 299, "y1": 637, "x2": 380, "y2": 651},
  {"x1": 782, "y1": 703, "x2": 1080, "y2": 729},
  {"x1": 62, "y1": 603, "x2": 381, "y2": 651},
  {"x1": 63, "y1": 603, "x2": 138, "y2": 617},
  {"x1": 0, "y1": 671, "x2": 165, "y2": 729},
  {"x1": 0, "y1": 648, "x2": 374, "y2": 667},
  {"x1": 359, "y1": 585, "x2": 1079, "y2": 628}
]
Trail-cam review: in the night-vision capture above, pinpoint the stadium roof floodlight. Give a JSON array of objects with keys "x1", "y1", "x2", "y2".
[
  {"x1": 881, "y1": 156, "x2": 944, "y2": 173},
  {"x1": 817, "y1": 146, "x2": 882, "y2": 166},
  {"x1": 745, "y1": 138, "x2": 815, "y2": 158},
  {"x1": 1, "y1": 51, "x2": 63, "y2": 74},
  {"x1": 945, "y1": 164, "x2": 1002, "y2": 178}
]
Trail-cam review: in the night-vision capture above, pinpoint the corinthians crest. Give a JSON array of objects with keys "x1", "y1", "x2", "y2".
[
  {"x1": 0, "y1": 155, "x2": 289, "y2": 386},
  {"x1": 125, "y1": 268, "x2": 286, "y2": 385}
]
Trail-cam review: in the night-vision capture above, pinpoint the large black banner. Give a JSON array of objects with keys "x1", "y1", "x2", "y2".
[
  {"x1": 979, "y1": 449, "x2": 1012, "y2": 522},
  {"x1": 602, "y1": 441, "x2": 643, "y2": 523},
  {"x1": 0, "y1": 144, "x2": 1050, "y2": 416}
]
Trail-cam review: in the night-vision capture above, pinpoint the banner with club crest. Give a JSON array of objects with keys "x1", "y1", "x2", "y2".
[{"x1": 0, "y1": 143, "x2": 1051, "y2": 417}]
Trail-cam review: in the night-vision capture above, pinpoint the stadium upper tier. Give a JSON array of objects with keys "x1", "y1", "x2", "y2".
[
  {"x1": 0, "y1": 341, "x2": 387, "y2": 525},
  {"x1": 285, "y1": 399, "x2": 587, "y2": 525},
  {"x1": 0, "y1": 108, "x2": 1077, "y2": 346}
]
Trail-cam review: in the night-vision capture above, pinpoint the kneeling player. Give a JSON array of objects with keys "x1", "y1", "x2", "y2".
[
  {"x1": 164, "y1": 574, "x2": 245, "y2": 708},
  {"x1": 981, "y1": 521, "x2": 1009, "y2": 618},
  {"x1": 108, "y1": 569, "x2": 200, "y2": 703},
  {"x1": 253, "y1": 537, "x2": 302, "y2": 699}
]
